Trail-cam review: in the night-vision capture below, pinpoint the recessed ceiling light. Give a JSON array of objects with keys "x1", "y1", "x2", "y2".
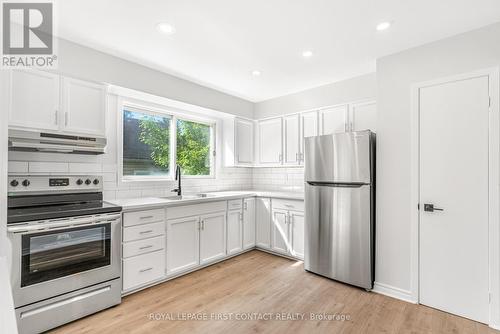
[
  {"x1": 156, "y1": 22, "x2": 176, "y2": 35},
  {"x1": 251, "y1": 70, "x2": 261, "y2": 76},
  {"x1": 302, "y1": 50, "x2": 313, "y2": 58},
  {"x1": 376, "y1": 21, "x2": 392, "y2": 31}
]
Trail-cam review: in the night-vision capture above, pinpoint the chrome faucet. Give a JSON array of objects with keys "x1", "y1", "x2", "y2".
[{"x1": 171, "y1": 165, "x2": 182, "y2": 196}]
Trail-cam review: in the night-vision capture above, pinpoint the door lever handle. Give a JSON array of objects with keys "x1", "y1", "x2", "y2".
[{"x1": 424, "y1": 204, "x2": 444, "y2": 212}]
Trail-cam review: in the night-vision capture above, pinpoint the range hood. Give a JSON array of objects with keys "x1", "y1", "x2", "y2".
[{"x1": 8, "y1": 129, "x2": 106, "y2": 155}]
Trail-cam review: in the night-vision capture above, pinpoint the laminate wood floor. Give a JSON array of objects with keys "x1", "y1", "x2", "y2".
[{"x1": 51, "y1": 250, "x2": 498, "y2": 334}]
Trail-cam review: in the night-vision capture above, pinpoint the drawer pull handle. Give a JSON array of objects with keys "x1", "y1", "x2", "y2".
[
  {"x1": 139, "y1": 267, "x2": 153, "y2": 273},
  {"x1": 139, "y1": 245, "x2": 153, "y2": 250},
  {"x1": 140, "y1": 216, "x2": 154, "y2": 220},
  {"x1": 139, "y1": 230, "x2": 153, "y2": 234}
]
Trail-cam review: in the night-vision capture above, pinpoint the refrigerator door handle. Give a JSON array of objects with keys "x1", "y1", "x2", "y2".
[{"x1": 306, "y1": 182, "x2": 367, "y2": 188}]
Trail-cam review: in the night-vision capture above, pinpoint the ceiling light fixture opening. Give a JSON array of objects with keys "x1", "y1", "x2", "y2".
[
  {"x1": 157, "y1": 22, "x2": 176, "y2": 35},
  {"x1": 302, "y1": 50, "x2": 313, "y2": 58},
  {"x1": 251, "y1": 70, "x2": 261, "y2": 76},
  {"x1": 376, "y1": 21, "x2": 392, "y2": 31}
]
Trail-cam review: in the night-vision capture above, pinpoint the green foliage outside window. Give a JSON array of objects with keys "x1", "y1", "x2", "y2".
[{"x1": 175, "y1": 119, "x2": 211, "y2": 175}]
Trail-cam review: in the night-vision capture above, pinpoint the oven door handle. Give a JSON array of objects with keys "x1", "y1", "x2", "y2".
[{"x1": 7, "y1": 214, "x2": 121, "y2": 234}]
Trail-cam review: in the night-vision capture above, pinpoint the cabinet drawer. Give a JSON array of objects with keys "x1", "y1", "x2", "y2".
[
  {"x1": 123, "y1": 235, "x2": 165, "y2": 258},
  {"x1": 123, "y1": 221, "x2": 165, "y2": 242},
  {"x1": 227, "y1": 199, "x2": 243, "y2": 210},
  {"x1": 123, "y1": 250, "x2": 165, "y2": 291},
  {"x1": 123, "y1": 208, "x2": 165, "y2": 227},
  {"x1": 272, "y1": 199, "x2": 304, "y2": 212}
]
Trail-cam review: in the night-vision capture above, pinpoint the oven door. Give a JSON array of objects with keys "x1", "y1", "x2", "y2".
[{"x1": 8, "y1": 214, "x2": 121, "y2": 308}]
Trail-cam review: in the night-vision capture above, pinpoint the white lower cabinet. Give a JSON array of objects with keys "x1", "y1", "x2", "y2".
[
  {"x1": 271, "y1": 209, "x2": 289, "y2": 254},
  {"x1": 255, "y1": 197, "x2": 271, "y2": 249},
  {"x1": 199, "y1": 213, "x2": 227, "y2": 265},
  {"x1": 166, "y1": 216, "x2": 201, "y2": 276},
  {"x1": 123, "y1": 250, "x2": 165, "y2": 291},
  {"x1": 122, "y1": 208, "x2": 166, "y2": 292},
  {"x1": 289, "y1": 211, "x2": 305, "y2": 259},
  {"x1": 270, "y1": 199, "x2": 305, "y2": 260},
  {"x1": 243, "y1": 197, "x2": 256, "y2": 249},
  {"x1": 227, "y1": 209, "x2": 243, "y2": 255}
]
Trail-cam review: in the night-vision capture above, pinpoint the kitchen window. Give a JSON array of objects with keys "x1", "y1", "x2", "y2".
[{"x1": 121, "y1": 104, "x2": 215, "y2": 181}]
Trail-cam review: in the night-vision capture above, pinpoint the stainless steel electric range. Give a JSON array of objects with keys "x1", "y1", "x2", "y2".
[{"x1": 7, "y1": 175, "x2": 123, "y2": 334}]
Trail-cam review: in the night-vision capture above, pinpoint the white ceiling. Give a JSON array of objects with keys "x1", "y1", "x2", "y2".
[{"x1": 57, "y1": 0, "x2": 500, "y2": 102}]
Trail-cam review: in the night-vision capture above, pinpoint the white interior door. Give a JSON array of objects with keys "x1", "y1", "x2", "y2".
[
  {"x1": 419, "y1": 75, "x2": 490, "y2": 323},
  {"x1": 199, "y1": 213, "x2": 226, "y2": 265}
]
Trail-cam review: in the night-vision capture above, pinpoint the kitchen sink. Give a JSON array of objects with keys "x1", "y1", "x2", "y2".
[{"x1": 161, "y1": 193, "x2": 216, "y2": 201}]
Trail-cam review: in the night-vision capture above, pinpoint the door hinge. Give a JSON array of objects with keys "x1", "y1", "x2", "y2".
[{"x1": 213, "y1": 150, "x2": 216, "y2": 157}]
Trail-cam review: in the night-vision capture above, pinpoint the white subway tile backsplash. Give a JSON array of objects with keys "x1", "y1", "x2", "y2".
[
  {"x1": 69, "y1": 163, "x2": 102, "y2": 174},
  {"x1": 29, "y1": 162, "x2": 69, "y2": 173},
  {"x1": 8, "y1": 161, "x2": 28, "y2": 173}
]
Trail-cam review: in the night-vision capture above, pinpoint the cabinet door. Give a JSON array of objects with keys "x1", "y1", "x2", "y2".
[
  {"x1": 9, "y1": 70, "x2": 60, "y2": 131},
  {"x1": 289, "y1": 211, "x2": 305, "y2": 259},
  {"x1": 350, "y1": 101, "x2": 376, "y2": 132},
  {"x1": 243, "y1": 198, "x2": 256, "y2": 249},
  {"x1": 227, "y1": 210, "x2": 243, "y2": 255},
  {"x1": 271, "y1": 209, "x2": 289, "y2": 254},
  {"x1": 235, "y1": 118, "x2": 254, "y2": 164},
  {"x1": 62, "y1": 77, "x2": 106, "y2": 136},
  {"x1": 256, "y1": 198, "x2": 271, "y2": 249},
  {"x1": 166, "y1": 216, "x2": 200, "y2": 275},
  {"x1": 283, "y1": 114, "x2": 300, "y2": 165},
  {"x1": 300, "y1": 111, "x2": 319, "y2": 164},
  {"x1": 199, "y1": 212, "x2": 226, "y2": 265},
  {"x1": 258, "y1": 118, "x2": 283, "y2": 164},
  {"x1": 319, "y1": 105, "x2": 348, "y2": 135}
]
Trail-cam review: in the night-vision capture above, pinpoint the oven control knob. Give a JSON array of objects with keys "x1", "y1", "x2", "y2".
[
  {"x1": 10, "y1": 180, "x2": 19, "y2": 187},
  {"x1": 93, "y1": 179, "x2": 100, "y2": 185},
  {"x1": 76, "y1": 179, "x2": 83, "y2": 185},
  {"x1": 85, "y1": 179, "x2": 92, "y2": 185},
  {"x1": 22, "y1": 179, "x2": 30, "y2": 187}
]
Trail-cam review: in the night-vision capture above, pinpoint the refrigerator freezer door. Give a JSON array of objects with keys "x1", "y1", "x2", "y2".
[
  {"x1": 304, "y1": 131, "x2": 373, "y2": 184},
  {"x1": 304, "y1": 183, "x2": 373, "y2": 289}
]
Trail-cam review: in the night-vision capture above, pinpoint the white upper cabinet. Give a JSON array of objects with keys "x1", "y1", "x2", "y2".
[
  {"x1": 8, "y1": 69, "x2": 106, "y2": 137},
  {"x1": 350, "y1": 101, "x2": 377, "y2": 132},
  {"x1": 9, "y1": 70, "x2": 60, "y2": 131},
  {"x1": 319, "y1": 104, "x2": 348, "y2": 135},
  {"x1": 299, "y1": 111, "x2": 319, "y2": 164},
  {"x1": 235, "y1": 118, "x2": 254, "y2": 164},
  {"x1": 258, "y1": 117, "x2": 283, "y2": 165},
  {"x1": 283, "y1": 114, "x2": 300, "y2": 165},
  {"x1": 62, "y1": 77, "x2": 106, "y2": 137}
]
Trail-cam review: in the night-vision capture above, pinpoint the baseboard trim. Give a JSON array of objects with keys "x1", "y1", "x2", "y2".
[{"x1": 373, "y1": 282, "x2": 417, "y2": 304}]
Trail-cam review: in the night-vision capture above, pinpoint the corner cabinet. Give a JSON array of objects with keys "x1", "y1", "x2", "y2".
[
  {"x1": 8, "y1": 69, "x2": 107, "y2": 137},
  {"x1": 255, "y1": 197, "x2": 272, "y2": 249},
  {"x1": 243, "y1": 197, "x2": 256, "y2": 249},
  {"x1": 223, "y1": 117, "x2": 254, "y2": 167}
]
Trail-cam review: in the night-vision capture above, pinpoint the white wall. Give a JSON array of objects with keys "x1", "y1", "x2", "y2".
[
  {"x1": 376, "y1": 22, "x2": 500, "y2": 295},
  {"x1": 56, "y1": 38, "x2": 254, "y2": 119},
  {"x1": 254, "y1": 73, "x2": 376, "y2": 119}
]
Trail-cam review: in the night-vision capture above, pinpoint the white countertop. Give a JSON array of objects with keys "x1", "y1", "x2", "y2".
[{"x1": 108, "y1": 190, "x2": 304, "y2": 211}]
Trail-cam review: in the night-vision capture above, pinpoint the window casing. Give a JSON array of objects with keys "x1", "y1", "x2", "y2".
[{"x1": 120, "y1": 102, "x2": 216, "y2": 182}]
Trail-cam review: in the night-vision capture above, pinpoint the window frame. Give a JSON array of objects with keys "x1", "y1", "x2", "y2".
[{"x1": 118, "y1": 98, "x2": 217, "y2": 184}]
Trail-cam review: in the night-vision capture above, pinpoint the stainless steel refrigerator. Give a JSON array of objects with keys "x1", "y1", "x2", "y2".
[{"x1": 304, "y1": 130, "x2": 375, "y2": 290}]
